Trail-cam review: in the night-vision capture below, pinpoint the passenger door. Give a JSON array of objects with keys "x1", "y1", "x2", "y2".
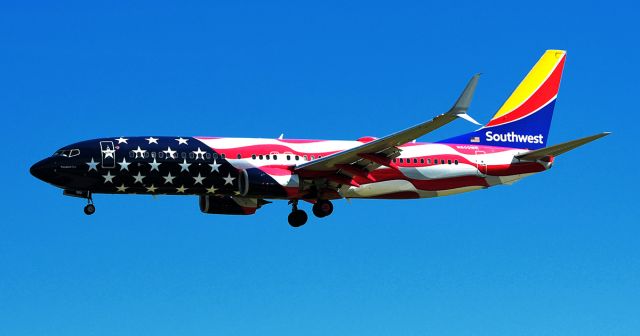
[
  {"x1": 475, "y1": 150, "x2": 487, "y2": 177},
  {"x1": 100, "y1": 141, "x2": 116, "y2": 168}
]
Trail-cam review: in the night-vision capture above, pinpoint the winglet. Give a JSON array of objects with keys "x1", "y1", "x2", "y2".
[
  {"x1": 516, "y1": 132, "x2": 611, "y2": 161},
  {"x1": 448, "y1": 73, "x2": 481, "y2": 125}
]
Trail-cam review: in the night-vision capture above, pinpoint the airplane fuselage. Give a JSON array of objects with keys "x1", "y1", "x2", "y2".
[{"x1": 31, "y1": 136, "x2": 550, "y2": 201}]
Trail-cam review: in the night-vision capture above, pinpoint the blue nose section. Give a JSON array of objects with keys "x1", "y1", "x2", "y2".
[{"x1": 30, "y1": 158, "x2": 57, "y2": 183}]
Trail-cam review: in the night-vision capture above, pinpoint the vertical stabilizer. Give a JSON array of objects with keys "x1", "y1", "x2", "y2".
[{"x1": 439, "y1": 50, "x2": 566, "y2": 149}]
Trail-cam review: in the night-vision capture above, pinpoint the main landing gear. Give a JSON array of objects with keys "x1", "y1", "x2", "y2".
[
  {"x1": 312, "y1": 200, "x2": 333, "y2": 218},
  {"x1": 287, "y1": 199, "x2": 334, "y2": 227},
  {"x1": 288, "y1": 200, "x2": 308, "y2": 227}
]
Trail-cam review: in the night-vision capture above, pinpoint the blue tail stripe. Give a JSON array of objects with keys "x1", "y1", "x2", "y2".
[{"x1": 438, "y1": 99, "x2": 555, "y2": 149}]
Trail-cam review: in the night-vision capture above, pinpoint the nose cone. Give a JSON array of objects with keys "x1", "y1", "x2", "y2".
[{"x1": 30, "y1": 158, "x2": 57, "y2": 183}]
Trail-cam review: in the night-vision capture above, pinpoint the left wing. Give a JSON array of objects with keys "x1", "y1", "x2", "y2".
[{"x1": 295, "y1": 74, "x2": 481, "y2": 175}]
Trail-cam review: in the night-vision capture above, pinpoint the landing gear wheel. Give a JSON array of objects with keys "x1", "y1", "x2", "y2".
[
  {"x1": 312, "y1": 200, "x2": 333, "y2": 218},
  {"x1": 84, "y1": 204, "x2": 96, "y2": 215},
  {"x1": 288, "y1": 209, "x2": 308, "y2": 227}
]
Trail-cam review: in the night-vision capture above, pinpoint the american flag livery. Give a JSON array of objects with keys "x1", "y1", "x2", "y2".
[{"x1": 30, "y1": 51, "x2": 610, "y2": 227}]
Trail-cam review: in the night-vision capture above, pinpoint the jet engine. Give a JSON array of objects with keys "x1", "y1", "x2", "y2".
[{"x1": 237, "y1": 167, "x2": 299, "y2": 198}]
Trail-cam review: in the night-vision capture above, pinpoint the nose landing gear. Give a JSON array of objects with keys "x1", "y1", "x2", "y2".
[
  {"x1": 84, "y1": 203, "x2": 96, "y2": 215},
  {"x1": 83, "y1": 192, "x2": 95, "y2": 215}
]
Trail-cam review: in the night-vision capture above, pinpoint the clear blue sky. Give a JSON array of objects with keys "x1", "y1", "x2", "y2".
[{"x1": 1, "y1": 1, "x2": 638, "y2": 335}]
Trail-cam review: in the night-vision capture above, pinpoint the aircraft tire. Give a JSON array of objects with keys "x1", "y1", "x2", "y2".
[
  {"x1": 312, "y1": 200, "x2": 333, "y2": 218},
  {"x1": 84, "y1": 204, "x2": 96, "y2": 215},
  {"x1": 288, "y1": 209, "x2": 308, "y2": 227}
]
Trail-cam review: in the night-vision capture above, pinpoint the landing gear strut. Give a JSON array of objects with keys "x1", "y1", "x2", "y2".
[
  {"x1": 287, "y1": 200, "x2": 307, "y2": 227},
  {"x1": 84, "y1": 193, "x2": 95, "y2": 216},
  {"x1": 312, "y1": 200, "x2": 333, "y2": 218}
]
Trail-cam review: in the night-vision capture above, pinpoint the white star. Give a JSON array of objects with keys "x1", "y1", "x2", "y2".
[
  {"x1": 176, "y1": 185, "x2": 187, "y2": 193},
  {"x1": 163, "y1": 172, "x2": 175, "y2": 184},
  {"x1": 133, "y1": 146, "x2": 147, "y2": 158},
  {"x1": 176, "y1": 137, "x2": 189, "y2": 145},
  {"x1": 145, "y1": 137, "x2": 159, "y2": 144},
  {"x1": 116, "y1": 137, "x2": 128, "y2": 144},
  {"x1": 192, "y1": 147, "x2": 206, "y2": 160},
  {"x1": 116, "y1": 184, "x2": 128, "y2": 192},
  {"x1": 146, "y1": 184, "x2": 158, "y2": 193},
  {"x1": 133, "y1": 171, "x2": 146, "y2": 184},
  {"x1": 193, "y1": 173, "x2": 205, "y2": 185},
  {"x1": 118, "y1": 157, "x2": 131, "y2": 171},
  {"x1": 102, "y1": 171, "x2": 115, "y2": 183},
  {"x1": 223, "y1": 173, "x2": 235, "y2": 185},
  {"x1": 206, "y1": 185, "x2": 217, "y2": 194},
  {"x1": 179, "y1": 159, "x2": 191, "y2": 172},
  {"x1": 149, "y1": 158, "x2": 161, "y2": 171},
  {"x1": 86, "y1": 157, "x2": 98, "y2": 171},
  {"x1": 102, "y1": 146, "x2": 115, "y2": 159},
  {"x1": 209, "y1": 159, "x2": 221, "y2": 173},
  {"x1": 163, "y1": 146, "x2": 177, "y2": 159}
]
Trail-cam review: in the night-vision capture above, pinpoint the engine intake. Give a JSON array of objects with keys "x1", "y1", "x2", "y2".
[{"x1": 238, "y1": 167, "x2": 298, "y2": 198}]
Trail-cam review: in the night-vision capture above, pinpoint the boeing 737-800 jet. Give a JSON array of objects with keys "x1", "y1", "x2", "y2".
[{"x1": 31, "y1": 50, "x2": 609, "y2": 227}]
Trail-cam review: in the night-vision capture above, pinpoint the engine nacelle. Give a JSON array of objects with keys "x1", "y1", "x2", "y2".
[
  {"x1": 199, "y1": 195, "x2": 259, "y2": 215},
  {"x1": 238, "y1": 167, "x2": 299, "y2": 198}
]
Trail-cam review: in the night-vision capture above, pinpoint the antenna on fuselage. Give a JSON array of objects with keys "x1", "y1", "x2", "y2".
[{"x1": 278, "y1": 133, "x2": 284, "y2": 139}]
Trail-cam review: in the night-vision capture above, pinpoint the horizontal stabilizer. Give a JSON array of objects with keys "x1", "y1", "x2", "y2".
[{"x1": 516, "y1": 132, "x2": 610, "y2": 161}]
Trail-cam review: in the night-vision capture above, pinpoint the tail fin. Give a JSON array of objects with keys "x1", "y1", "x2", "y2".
[{"x1": 439, "y1": 50, "x2": 567, "y2": 149}]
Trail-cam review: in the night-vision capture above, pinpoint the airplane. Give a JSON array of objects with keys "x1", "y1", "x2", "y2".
[{"x1": 30, "y1": 50, "x2": 609, "y2": 227}]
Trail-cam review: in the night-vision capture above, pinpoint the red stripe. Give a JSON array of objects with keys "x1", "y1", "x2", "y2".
[{"x1": 486, "y1": 56, "x2": 565, "y2": 127}]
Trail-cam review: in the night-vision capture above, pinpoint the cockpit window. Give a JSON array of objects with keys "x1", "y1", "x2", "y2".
[{"x1": 53, "y1": 149, "x2": 80, "y2": 157}]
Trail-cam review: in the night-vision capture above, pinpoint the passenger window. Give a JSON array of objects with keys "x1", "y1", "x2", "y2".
[
  {"x1": 414, "y1": 158, "x2": 418, "y2": 163},
  {"x1": 252, "y1": 154, "x2": 257, "y2": 160},
  {"x1": 303, "y1": 155, "x2": 307, "y2": 160},
  {"x1": 273, "y1": 155, "x2": 278, "y2": 160},
  {"x1": 158, "y1": 152, "x2": 165, "y2": 158},
  {"x1": 237, "y1": 154, "x2": 242, "y2": 159},
  {"x1": 266, "y1": 155, "x2": 270, "y2": 160},
  {"x1": 286, "y1": 155, "x2": 291, "y2": 160},
  {"x1": 448, "y1": 160, "x2": 452, "y2": 164},
  {"x1": 181, "y1": 152, "x2": 186, "y2": 159},
  {"x1": 129, "y1": 151, "x2": 135, "y2": 158},
  {"x1": 434, "y1": 159, "x2": 438, "y2": 164},
  {"x1": 213, "y1": 153, "x2": 218, "y2": 159},
  {"x1": 420, "y1": 158, "x2": 424, "y2": 164},
  {"x1": 311, "y1": 155, "x2": 315, "y2": 160},
  {"x1": 221, "y1": 154, "x2": 226, "y2": 159},
  {"x1": 393, "y1": 158, "x2": 397, "y2": 163},
  {"x1": 295, "y1": 155, "x2": 299, "y2": 160},
  {"x1": 205, "y1": 153, "x2": 211, "y2": 159},
  {"x1": 189, "y1": 152, "x2": 195, "y2": 159},
  {"x1": 454, "y1": 160, "x2": 459, "y2": 165},
  {"x1": 399, "y1": 158, "x2": 403, "y2": 163},
  {"x1": 259, "y1": 155, "x2": 263, "y2": 160},
  {"x1": 144, "y1": 152, "x2": 149, "y2": 158}
]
